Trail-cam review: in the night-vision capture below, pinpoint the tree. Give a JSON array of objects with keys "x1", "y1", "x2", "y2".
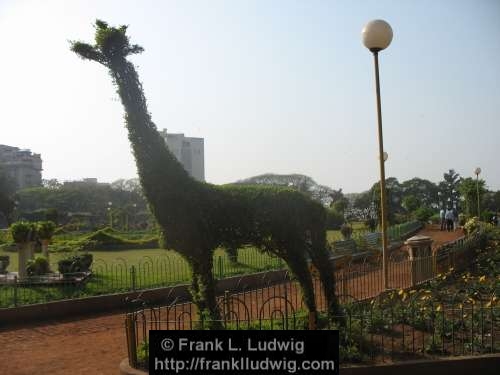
[
  {"x1": 401, "y1": 178, "x2": 438, "y2": 208},
  {"x1": 0, "y1": 163, "x2": 16, "y2": 227},
  {"x1": 458, "y1": 177, "x2": 486, "y2": 217},
  {"x1": 438, "y1": 169, "x2": 461, "y2": 209},
  {"x1": 370, "y1": 177, "x2": 403, "y2": 225},
  {"x1": 402, "y1": 195, "x2": 420, "y2": 213}
]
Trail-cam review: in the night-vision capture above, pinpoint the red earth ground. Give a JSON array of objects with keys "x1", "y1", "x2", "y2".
[{"x1": 0, "y1": 225, "x2": 463, "y2": 375}]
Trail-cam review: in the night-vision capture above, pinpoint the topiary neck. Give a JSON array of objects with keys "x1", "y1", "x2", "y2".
[{"x1": 108, "y1": 59, "x2": 197, "y2": 205}]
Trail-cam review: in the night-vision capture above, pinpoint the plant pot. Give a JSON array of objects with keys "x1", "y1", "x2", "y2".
[
  {"x1": 17, "y1": 242, "x2": 35, "y2": 279},
  {"x1": 0, "y1": 255, "x2": 9, "y2": 273}
]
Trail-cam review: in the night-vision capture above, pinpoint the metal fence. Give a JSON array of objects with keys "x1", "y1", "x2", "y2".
[
  {"x1": 0, "y1": 222, "x2": 423, "y2": 308},
  {"x1": 0, "y1": 247, "x2": 285, "y2": 308},
  {"x1": 125, "y1": 268, "x2": 499, "y2": 369}
]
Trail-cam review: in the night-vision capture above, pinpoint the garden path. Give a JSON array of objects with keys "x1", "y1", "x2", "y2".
[{"x1": 0, "y1": 225, "x2": 464, "y2": 375}]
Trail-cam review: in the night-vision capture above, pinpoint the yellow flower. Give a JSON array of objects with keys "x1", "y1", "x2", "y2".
[
  {"x1": 398, "y1": 289, "x2": 404, "y2": 296},
  {"x1": 479, "y1": 275, "x2": 486, "y2": 283}
]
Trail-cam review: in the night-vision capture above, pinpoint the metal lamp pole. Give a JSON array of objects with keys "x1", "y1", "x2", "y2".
[
  {"x1": 362, "y1": 20, "x2": 393, "y2": 290},
  {"x1": 474, "y1": 167, "x2": 481, "y2": 219}
]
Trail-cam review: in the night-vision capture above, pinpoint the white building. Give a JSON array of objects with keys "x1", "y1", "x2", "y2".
[
  {"x1": 0, "y1": 144, "x2": 42, "y2": 190},
  {"x1": 159, "y1": 129, "x2": 205, "y2": 182}
]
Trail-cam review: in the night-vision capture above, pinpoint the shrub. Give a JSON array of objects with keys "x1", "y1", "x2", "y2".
[
  {"x1": 57, "y1": 253, "x2": 93, "y2": 274},
  {"x1": 0, "y1": 255, "x2": 9, "y2": 273},
  {"x1": 326, "y1": 208, "x2": 344, "y2": 230},
  {"x1": 10, "y1": 221, "x2": 37, "y2": 243},
  {"x1": 364, "y1": 218, "x2": 377, "y2": 232},
  {"x1": 340, "y1": 224, "x2": 353, "y2": 240},
  {"x1": 464, "y1": 217, "x2": 479, "y2": 236},
  {"x1": 414, "y1": 207, "x2": 434, "y2": 223},
  {"x1": 26, "y1": 256, "x2": 50, "y2": 276},
  {"x1": 81, "y1": 229, "x2": 158, "y2": 250},
  {"x1": 458, "y1": 213, "x2": 467, "y2": 226},
  {"x1": 429, "y1": 214, "x2": 441, "y2": 224}
]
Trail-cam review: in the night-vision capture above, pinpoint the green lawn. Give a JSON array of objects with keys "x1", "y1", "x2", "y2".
[{"x1": 0, "y1": 226, "x2": 368, "y2": 308}]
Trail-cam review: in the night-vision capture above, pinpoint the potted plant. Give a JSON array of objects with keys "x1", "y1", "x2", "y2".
[
  {"x1": 10, "y1": 221, "x2": 37, "y2": 279},
  {"x1": 26, "y1": 256, "x2": 50, "y2": 276},
  {"x1": 340, "y1": 223, "x2": 353, "y2": 240},
  {"x1": 0, "y1": 255, "x2": 9, "y2": 273},
  {"x1": 37, "y1": 221, "x2": 56, "y2": 262}
]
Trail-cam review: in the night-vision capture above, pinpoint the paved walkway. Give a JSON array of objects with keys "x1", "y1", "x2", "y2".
[{"x1": 0, "y1": 225, "x2": 464, "y2": 375}]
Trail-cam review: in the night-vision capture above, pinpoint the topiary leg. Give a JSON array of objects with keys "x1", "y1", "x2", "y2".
[
  {"x1": 189, "y1": 256, "x2": 223, "y2": 329},
  {"x1": 283, "y1": 248, "x2": 318, "y2": 324}
]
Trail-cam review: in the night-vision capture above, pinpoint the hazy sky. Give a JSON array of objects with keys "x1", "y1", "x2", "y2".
[{"x1": 1, "y1": 0, "x2": 499, "y2": 193}]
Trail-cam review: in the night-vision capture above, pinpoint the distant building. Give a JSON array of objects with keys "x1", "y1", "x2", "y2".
[
  {"x1": 62, "y1": 178, "x2": 109, "y2": 187},
  {"x1": 0, "y1": 144, "x2": 42, "y2": 190},
  {"x1": 159, "y1": 129, "x2": 205, "y2": 182}
]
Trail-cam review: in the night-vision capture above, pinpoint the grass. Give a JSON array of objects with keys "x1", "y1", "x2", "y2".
[{"x1": 0, "y1": 223, "x2": 371, "y2": 308}]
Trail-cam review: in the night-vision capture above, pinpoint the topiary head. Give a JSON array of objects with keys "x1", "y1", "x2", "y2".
[{"x1": 70, "y1": 19, "x2": 143, "y2": 65}]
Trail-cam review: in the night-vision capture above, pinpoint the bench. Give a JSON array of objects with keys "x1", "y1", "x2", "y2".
[
  {"x1": 363, "y1": 232, "x2": 382, "y2": 251},
  {"x1": 331, "y1": 239, "x2": 371, "y2": 263}
]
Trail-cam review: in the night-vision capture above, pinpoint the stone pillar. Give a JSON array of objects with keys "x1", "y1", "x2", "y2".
[
  {"x1": 404, "y1": 235, "x2": 433, "y2": 286},
  {"x1": 17, "y1": 242, "x2": 35, "y2": 279},
  {"x1": 41, "y1": 239, "x2": 50, "y2": 263}
]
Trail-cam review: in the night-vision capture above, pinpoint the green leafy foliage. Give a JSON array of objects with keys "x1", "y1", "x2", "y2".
[
  {"x1": 10, "y1": 221, "x2": 37, "y2": 243},
  {"x1": 414, "y1": 206, "x2": 435, "y2": 222},
  {"x1": 70, "y1": 20, "x2": 340, "y2": 325},
  {"x1": 58, "y1": 253, "x2": 93, "y2": 274},
  {"x1": 340, "y1": 223, "x2": 353, "y2": 239},
  {"x1": 26, "y1": 256, "x2": 50, "y2": 276},
  {"x1": 37, "y1": 221, "x2": 56, "y2": 240},
  {"x1": 0, "y1": 255, "x2": 9, "y2": 272},
  {"x1": 326, "y1": 208, "x2": 344, "y2": 230}
]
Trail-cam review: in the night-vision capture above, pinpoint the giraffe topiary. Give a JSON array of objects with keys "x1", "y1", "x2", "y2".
[{"x1": 71, "y1": 20, "x2": 340, "y2": 327}]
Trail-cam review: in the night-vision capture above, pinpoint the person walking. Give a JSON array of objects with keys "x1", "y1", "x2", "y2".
[
  {"x1": 440, "y1": 208, "x2": 446, "y2": 231},
  {"x1": 452, "y1": 206, "x2": 459, "y2": 231},
  {"x1": 445, "y1": 207, "x2": 454, "y2": 232}
]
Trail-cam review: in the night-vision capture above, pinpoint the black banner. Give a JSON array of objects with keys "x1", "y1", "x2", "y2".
[{"x1": 149, "y1": 330, "x2": 339, "y2": 375}]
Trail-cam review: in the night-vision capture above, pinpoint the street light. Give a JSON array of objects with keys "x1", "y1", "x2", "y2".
[
  {"x1": 474, "y1": 167, "x2": 481, "y2": 220},
  {"x1": 107, "y1": 201, "x2": 113, "y2": 228},
  {"x1": 362, "y1": 19, "x2": 393, "y2": 290}
]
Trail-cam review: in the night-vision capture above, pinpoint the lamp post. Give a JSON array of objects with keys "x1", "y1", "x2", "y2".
[
  {"x1": 474, "y1": 167, "x2": 481, "y2": 220},
  {"x1": 107, "y1": 201, "x2": 113, "y2": 229},
  {"x1": 362, "y1": 19, "x2": 393, "y2": 290}
]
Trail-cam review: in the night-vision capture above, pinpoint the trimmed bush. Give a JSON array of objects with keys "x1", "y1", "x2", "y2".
[
  {"x1": 364, "y1": 218, "x2": 377, "y2": 232},
  {"x1": 0, "y1": 255, "x2": 9, "y2": 273},
  {"x1": 82, "y1": 229, "x2": 158, "y2": 250},
  {"x1": 10, "y1": 221, "x2": 37, "y2": 243},
  {"x1": 326, "y1": 208, "x2": 344, "y2": 230},
  {"x1": 340, "y1": 224, "x2": 353, "y2": 240},
  {"x1": 57, "y1": 253, "x2": 93, "y2": 274},
  {"x1": 26, "y1": 256, "x2": 50, "y2": 276},
  {"x1": 414, "y1": 207, "x2": 434, "y2": 223},
  {"x1": 37, "y1": 221, "x2": 56, "y2": 240}
]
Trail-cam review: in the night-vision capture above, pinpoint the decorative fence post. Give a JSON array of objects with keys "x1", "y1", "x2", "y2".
[
  {"x1": 13, "y1": 275, "x2": 18, "y2": 307},
  {"x1": 125, "y1": 314, "x2": 138, "y2": 368},
  {"x1": 218, "y1": 256, "x2": 224, "y2": 279},
  {"x1": 224, "y1": 290, "x2": 230, "y2": 326},
  {"x1": 130, "y1": 265, "x2": 137, "y2": 291}
]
